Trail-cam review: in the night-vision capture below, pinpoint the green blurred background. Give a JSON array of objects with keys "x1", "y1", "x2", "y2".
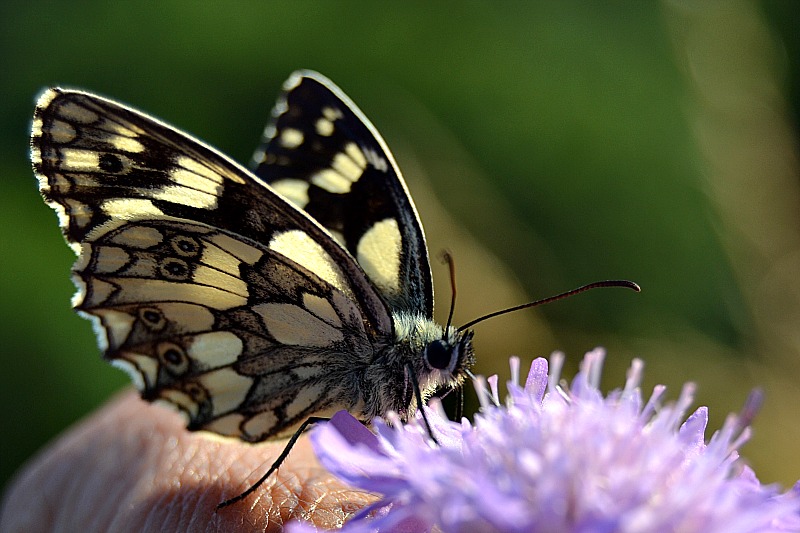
[{"x1": 2, "y1": 1, "x2": 799, "y2": 497}]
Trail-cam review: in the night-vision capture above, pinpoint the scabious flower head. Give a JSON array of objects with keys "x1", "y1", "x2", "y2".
[{"x1": 289, "y1": 349, "x2": 800, "y2": 532}]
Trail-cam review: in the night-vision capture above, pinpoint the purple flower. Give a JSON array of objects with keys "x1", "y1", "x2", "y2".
[{"x1": 289, "y1": 349, "x2": 800, "y2": 532}]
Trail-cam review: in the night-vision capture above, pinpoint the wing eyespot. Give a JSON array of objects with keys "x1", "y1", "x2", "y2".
[
  {"x1": 183, "y1": 381, "x2": 208, "y2": 403},
  {"x1": 157, "y1": 342, "x2": 190, "y2": 375},
  {"x1": 98, "y1": 153, "x2": 125, "y2": 173},
  {"x1": 170, "y1": 235, "x2": 201, "y2": 257},
  {"x1": 159, "y1": 258, "x2": 190, "y2": 280},
  {"x1": 138, "y1": 307, "x2": 167, "y2": 331}
]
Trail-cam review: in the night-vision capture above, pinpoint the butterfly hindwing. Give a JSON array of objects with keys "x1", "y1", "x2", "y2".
[
  {"x1": 31, "y1": 83, "x2": 399, "y2": 439},
  {"x1": 74, "y1": 218, "x2": 372, "y2": 440},
  {"x1": 252, "y1": 71, "x2": 433, "y2": 316}
]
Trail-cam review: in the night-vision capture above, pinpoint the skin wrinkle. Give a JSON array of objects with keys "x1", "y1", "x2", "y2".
[{"x1": 0, "y1": 391, "x2": 373, "y2": 533}]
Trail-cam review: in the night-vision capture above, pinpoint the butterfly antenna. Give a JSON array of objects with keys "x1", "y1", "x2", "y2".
[
  {"x1": 458, "y1": 280, "x2": 640, "y2": 332},
  {"x1": 440, "y1": 250, "x2": 457, "y2": 335}
]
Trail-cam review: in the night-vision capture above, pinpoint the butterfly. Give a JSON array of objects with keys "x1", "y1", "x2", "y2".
[{"x1": 31, "y1": 71, "x2": 476, "y2": 459}]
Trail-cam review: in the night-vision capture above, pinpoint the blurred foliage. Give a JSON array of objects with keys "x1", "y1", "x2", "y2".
[{"x1": 1, "y1": 0, "x2": 799, "y2": 496}]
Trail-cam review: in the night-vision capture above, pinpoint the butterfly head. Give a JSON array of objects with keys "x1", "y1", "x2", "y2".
[
  {"x1": 423, "y1": 327, "x2": 475, "y2": 385},
  {"x1": 389, "y1": 312, "x2": 475, "y2": 418},
  {"x1": 410, "y1": 322, "x2": 476, "y2": 412}
]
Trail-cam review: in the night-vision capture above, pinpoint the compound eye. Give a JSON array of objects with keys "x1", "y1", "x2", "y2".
[{"x1": 425, "y1": 339, "x2": 452, "y2": 370}]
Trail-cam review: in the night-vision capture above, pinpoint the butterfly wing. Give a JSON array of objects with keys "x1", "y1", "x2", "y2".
[
  {"x1": 31, "y1": 87, "x2": 394, "y2": 440},
  {"x1": 252, "y1": 71, "x2": 433, "y2": 317}
]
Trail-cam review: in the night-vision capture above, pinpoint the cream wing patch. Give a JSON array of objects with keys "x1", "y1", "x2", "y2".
[
  {"x1": 271, "y1": 179, "x2": 310, "y2": 209},
  {"x1": 196, "y1": 368, "x2": 253, "y2": 417},
  {"x1": 302, "y1": 293, "x2": 342, "y2": 327},
  {"x1": 268, "y1": 229, "x2": 352, "y2": 295},
  {"x1": 279, "y1": 128, "x2": 304, "y2": 148},
  {"x1": 254, "y1": 302, "x2": 344, "y2": 346},
  {"x1": 187, "y1": 331, "x2": 243, "y2": 367},
  {"x1": 284, "y1": 384, "x2": 325, "y2": 419},
  {"x1": 357, "y1": 218, "x2": 402, "y2": 297},
  {"x1": 242, "y1": 410, "x2": 281, "y2": 440},
  {"x1": 315, "y1": 117, "x2": 334, "y2": 136},
  {"x1": 309, "y1": 142, "x2": 368, "y2": 194},
  {"x1": 205, "y1": 413, "x2": 247, "y2": 437}
]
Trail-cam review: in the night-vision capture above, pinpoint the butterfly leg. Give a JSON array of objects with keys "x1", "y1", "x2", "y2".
[
  {"x1": 454, "y1": 385, "x2": 464, "y2": 421},
  {"x1": 406, "y1": 363, "x2": 440, "y2": 446},
  {"x1": 216, "y1": 416, "x2": 329, "y2": 510}
]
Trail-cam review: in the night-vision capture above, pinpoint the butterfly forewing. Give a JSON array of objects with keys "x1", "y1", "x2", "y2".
[
  {"x1": 252, "y1": 71, "x2": 433, "y2": 316},
  {"x1": 32, "y1": 87, "x2": 392, "y2": 328},
  {"x1": 72, "y1": 217, "x2": 374, "y2": 440}
]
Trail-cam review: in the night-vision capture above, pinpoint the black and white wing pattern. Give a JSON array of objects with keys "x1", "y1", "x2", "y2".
[
  {"x1": 252, "y1": 71, "x2": 433, "y2": 316},
  {"x1": 31, "y1": 71, "x2": 474, "y2": 443}
]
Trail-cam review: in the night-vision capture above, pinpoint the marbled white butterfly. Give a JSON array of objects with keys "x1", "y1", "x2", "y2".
[
  {"x1": 32, "y1": 71, "x2": 639, "y2": 507},
  {"x1": 31, "y1": 71, "x2": 476, "y2": 502}
]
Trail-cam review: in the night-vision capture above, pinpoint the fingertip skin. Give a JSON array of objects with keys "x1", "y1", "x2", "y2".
[{"x1": 0, "y1": 391, "x2": 372, "y2": 533}]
